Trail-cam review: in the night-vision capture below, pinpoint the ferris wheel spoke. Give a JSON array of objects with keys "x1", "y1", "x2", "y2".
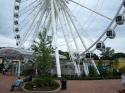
[
  {"x1": 20, "y1": 0, "x2": 47, "y2": 30},
  {"x1": 19, "y1": 2, "x2": 47, "y2": 46},
  {"x1": 57, "y1": 1, "x2": 80, "y2": 53},
  {"x1": 81, "y1": 0, "x2": 104, "y2": 32},
  {"x1": 19, "y1": 4, "x2": 42, "y2": 29},
  {"x1": 20, "y1": 0, "x2": 41, "y2": 15},
  {"x1": 69, "y1": 0, "x2": 112, "y2": 21},
  {"x1": 30, "y1": 11, "x2": 52, "y2": 46},
  {"x1": 68, "y1": 0, "x2": 104, "y2": 46},
  {"x1": 19, "y1": 1, "x2": 42, "y2": 17},
  {"x1": 64, "y1": 8, "x2": 88, "y2": 50},
  {"x1": 58, "y1": 0, "x2": 88, "y2": 51},
  {"x1": 63, "y1": 11, "x2": 83, "y2": 74},
  {"x1": 58, "y1": 11, "x2": 80, "y2": 75},
  {"x1": 20, "y1": 1, "x2": 49, "y2": 46},
  {"x1": 20, "y1": 0, "x2": 39, "y2": 11}
]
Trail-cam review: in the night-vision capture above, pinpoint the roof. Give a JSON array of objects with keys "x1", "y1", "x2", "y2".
[
  {"x1": 0, "y1": 47, "x2": 66, "y2": 60},
  {"x1": 0, "y1": 47, "x2": 32, "y2": 60}
]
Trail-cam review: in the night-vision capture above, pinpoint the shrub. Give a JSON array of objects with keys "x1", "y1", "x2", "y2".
[
  {"x1": 32, "y1": 76, "x2": 59, "y2": 89},
  {"x1": 88, "y1": 65, "x2": 98, "y2": 77}
]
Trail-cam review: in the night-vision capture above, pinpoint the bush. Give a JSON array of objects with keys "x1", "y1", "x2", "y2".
[
  {"x1": 24, "y1": 76, "x2": 59, "y2": 90},
  {"x1": 88, "y1": 65, "x2": 98, "y2": 77},
  {"x1": 24, "y1": 82, "x2": 34, "y2": 90},
  {"x1": 33, "y1": 77, "x2": 59, "y2": 88}
]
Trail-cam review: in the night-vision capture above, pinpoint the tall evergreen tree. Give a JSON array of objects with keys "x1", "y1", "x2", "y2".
[{"x1": 32, "y1": 28, "x2": 53, "y2": 76}]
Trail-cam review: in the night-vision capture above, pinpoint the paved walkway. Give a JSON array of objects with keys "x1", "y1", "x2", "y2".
[{"x1": 0, "y1": 75, "x2": 123, "y2": 93}]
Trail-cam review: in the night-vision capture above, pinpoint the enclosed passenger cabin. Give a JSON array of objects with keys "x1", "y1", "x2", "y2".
[
  {"x1": 16, "y1": 41, "x2": 20, "y2": 46},
  {"x1": 15, "y1": 34, "x2": 20, "y2": 40},
  {"x1": 96, "y1": 42, "x2": 105, "y2": 50},
  {"x1": 85, "y1": 52, "x2": 94, "y2": 59},
  {"x1": 14, "y1": 13, "x2": 19, "y2": 18},
  {"x1": 15, "y1": 5, "x2": 20, "y2": 10},
  {"x1": 14, "y1": 28, "x2": 19, "y2": 33},
  {"x1": 106, "y1": 30, "x2": 116, "y2": 39},
  {"x1": 14, "y1": 20, "x2": 19, "y2": 25},
  {"x1": 116, "y1": 15, "x2": 124, "y2": 25}
]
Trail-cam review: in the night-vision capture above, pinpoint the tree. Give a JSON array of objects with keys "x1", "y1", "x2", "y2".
[
  {"x1": 32, "y1": 28, "x2": 53, "y2": 76},
  {"x1": 100, "y1": 47, "x2": 115, "y2": 60},
  {"x1": 88, "y1": 65, "x2": 98, "y2": 77},
  {"x1": 93, "y1": 53, "x2": 99, "y2": 60},
  {"x1": 112, "y1": 53, "x2": 125, "y2": 59}
]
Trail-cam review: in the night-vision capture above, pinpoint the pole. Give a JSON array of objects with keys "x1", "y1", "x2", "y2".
[
  {"x1": 18, "y1": 60, "x2": 21, "y2": 76},
  {"x1": 51, "y1": 0, "x2": 61, "y2": 78}
]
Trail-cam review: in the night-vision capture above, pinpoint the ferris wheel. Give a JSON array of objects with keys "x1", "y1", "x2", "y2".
[{"x1": 13, "y1": 0, "x2": 125, "y2": 77}]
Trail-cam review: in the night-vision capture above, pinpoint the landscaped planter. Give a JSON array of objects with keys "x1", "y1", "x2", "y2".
[{"x1": 22, "y1": 81, "x2": 61, "y2": 93}]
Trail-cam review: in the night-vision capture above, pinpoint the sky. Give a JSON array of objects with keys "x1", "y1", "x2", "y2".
[{"x1": 0, "y1": 0, "x2": 125, "y2": 53}]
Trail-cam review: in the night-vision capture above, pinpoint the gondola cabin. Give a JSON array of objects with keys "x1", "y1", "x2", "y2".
[
  {"x1": 15, "y1": 5, "x2": 20, "y2": 10},
  {"x1": 14, "y1": 20, "x2": 18, "y2": 25},
  {"x1": 16, "y1": 41, "x2": 20, "y2": 46},
  {"x1": 116, "y1": 15, "x2": 124, "y2": 25},
  {"x1": 85, "y1": 52, "x2": 94, "y2": 59},
  {"x1": 15, "y1": 34, "x2": 20, "y2": 40},
  {"x1": 96, "y1": 42, "x2": 105, "y2": 50},
  {"x1": 106, "y1": 30, "x2": 116, "y2": 39},
  {"x1": 14, "y1": 28, "x2": 19, "y2": 33},
  {"x1": 14, "y1": 13, "x2": 19, "y2": 18}
]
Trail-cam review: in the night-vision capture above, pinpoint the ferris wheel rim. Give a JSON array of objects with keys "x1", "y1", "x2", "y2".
[
  {"x1": 13, "y1": 0, "x2": 124, "y2": 53},
  {"x1": 80, "y1": 0, "x2": 125, "y2": 55}
]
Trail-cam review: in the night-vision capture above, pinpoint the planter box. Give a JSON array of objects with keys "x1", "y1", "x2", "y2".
[{"x1": 22, "y1": 81, "x2": 61, "y2": 93}]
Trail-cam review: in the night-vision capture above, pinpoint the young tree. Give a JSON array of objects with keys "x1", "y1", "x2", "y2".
[
  {"x1": 32, "y1": 28, "x2": 53, "y2": 76},
  {"x1": 100, "y1": 47, "x2": 115, "y2": 60}
]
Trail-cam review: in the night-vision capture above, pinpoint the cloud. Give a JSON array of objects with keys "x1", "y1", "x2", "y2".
[
  {"x1": 105, "y1": 37, "x2": 125, "y2": 53},
  {"x1": 0, "y1": 35, "x2": 16, "y2": 47},
  {"x1": 0, "y1": 0, "x2": 14, "y2": 37}
]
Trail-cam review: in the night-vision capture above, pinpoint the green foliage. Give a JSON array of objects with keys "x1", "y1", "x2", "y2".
[
  {"x1": 33, "y1": 77, "x2": 55, "y2": 87},
  {"x1": 24, "y1": 77, "x2": 59, "y2": 90},
  {"x1": 32, "y1": 28, "x2": 53, "y2": 75},
  {"x1": 100, "y1": 47, "x2": 115, "y2": 60},
  {"x1": 24, "y1": 82, "x2": 34, "y2": 90},
  {"x1": 97, "y1": 61, "x2": 120, "y2": 77},
  {"x1": 88, "y1": 65, "x2": 98, "y2": 77},
  {"x1": 112, "y1": 53, "x2": 125, "y2": 59},
  {"x1": 93, "y1": 54, "x2": 99, "y2": 60}
]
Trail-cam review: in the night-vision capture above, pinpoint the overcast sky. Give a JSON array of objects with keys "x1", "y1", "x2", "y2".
[{"x1": 0, "y1": 0, "x2": 125, "y2": 53}]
